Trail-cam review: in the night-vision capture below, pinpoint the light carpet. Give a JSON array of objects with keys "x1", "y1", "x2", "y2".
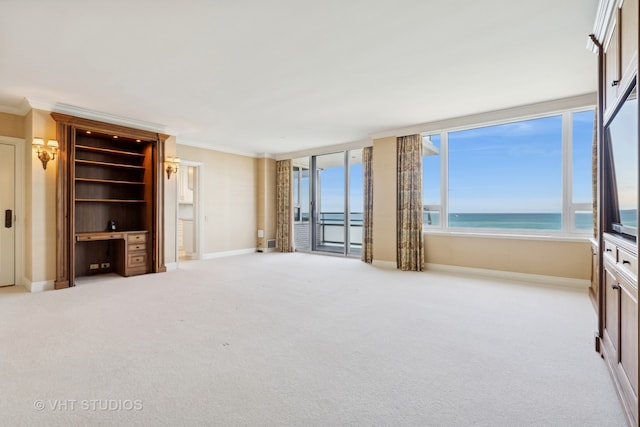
[{"x1": 0, "y1": 252, "x2": 627, "y2": 426}]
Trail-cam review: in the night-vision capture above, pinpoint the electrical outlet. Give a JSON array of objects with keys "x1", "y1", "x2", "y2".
[
  {"x1": 101, "y1": 262, "x2": 110, "y2": 269},
  {"x1": 89, "y1": 263, "x2": 99, "y2": 270}
]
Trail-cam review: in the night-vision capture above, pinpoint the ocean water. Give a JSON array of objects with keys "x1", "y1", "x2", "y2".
[
  {"x1": 317, "y1": 210, "x2": 638, "y2": 231},
  {"x1": 424, "y1": 210, "x2": 638, "y2": 230}
]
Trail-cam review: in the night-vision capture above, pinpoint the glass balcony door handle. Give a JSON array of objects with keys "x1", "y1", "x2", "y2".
[{"x1": 4, "y1": 209, "x2": 12, "y2": 228}]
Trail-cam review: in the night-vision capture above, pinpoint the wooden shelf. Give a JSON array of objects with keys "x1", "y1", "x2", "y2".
[
  {"x1": 75, "y1": 144, "x2": 145, "y2": 157},
  {"x1": 75, "y1": 159, "x2": 145, "y2": 169},
  {"x1": 75, "y1": 177, "x2": 144, "y2": 185},
  {"x1": 75, "y1": 198, "x2": 146, "y2": 203},
  {"x1": 53, "y1": 112, "x2": 167, "y2": 288}
]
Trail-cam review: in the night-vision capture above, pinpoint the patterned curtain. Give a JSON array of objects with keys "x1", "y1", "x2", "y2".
[
  {"x1": 397, "y1": 135, "x2": 424, "y2": 271},
  {"x1": 592, "y1": 108, "x2": 598, "y2": 238},
  {"x1": 276, "y1": 160, "x2": 294, "y2": 252},
  {"x1": 361, "y1": 146, "x2": 373, "y2": 263}
]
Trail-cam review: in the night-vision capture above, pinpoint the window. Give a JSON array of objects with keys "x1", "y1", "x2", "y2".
[
  {"x1": 422, "y1": 108, "x2": 595, "y2": 234},
  {"x1": 572, "y1": 110, "x2": 595, "y2": 231},
  {"x1": 422, "y1": 134, "x2": 441, "y2": 227},
  {"x1": 292, "y1": 166, "x2": 309, "y2": 222}
]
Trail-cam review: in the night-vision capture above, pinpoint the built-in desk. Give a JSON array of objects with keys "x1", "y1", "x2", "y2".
[{"x1": 75, "y1": 230, "x2": 149, "y2": 278}]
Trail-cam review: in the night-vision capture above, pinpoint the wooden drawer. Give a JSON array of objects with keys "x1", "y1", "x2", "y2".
[
  {"x1": 128, "y1": 253, "x2": 147, "y2": 268},
  {"x1": 619, "y1": 247, "x2": 638, "y2": 278},
  {"x1": 128, "y1": 243, "x2": 146, "y2": 252},
  {"x1": 127, "y1": 233, "x2": 147, "y2": 244},
  {"x1": 77, "y1": 233, "x2": 123, "y2": 241},
  {"x1": 604, "y1": 240, "x2": 618, "y2": 261}
]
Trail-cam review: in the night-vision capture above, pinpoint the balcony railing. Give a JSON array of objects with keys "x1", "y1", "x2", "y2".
[{"x1": 317, "y1": 212, "x2": 363, "y2": 247}]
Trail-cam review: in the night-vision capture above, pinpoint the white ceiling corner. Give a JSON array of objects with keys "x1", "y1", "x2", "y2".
[{"x1": 0, "y1": 0, "x2": 599, "y2": 157}]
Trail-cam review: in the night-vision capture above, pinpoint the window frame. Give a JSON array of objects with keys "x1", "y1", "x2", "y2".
[{"x1": 422, "y1": 106, "x2": 595, "y2": 237}]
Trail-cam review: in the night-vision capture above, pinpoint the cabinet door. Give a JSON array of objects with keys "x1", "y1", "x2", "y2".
[
  {"x1": 604, "y1": 263, "x2": 620, "y2": 352},
  {"x1": 604, "y1": 15, "x2": 620, "y2": 112},
  {"x1": 619, "y1": 276, "x2": 638, "y2": 397},
  {"x1": 620, "y1": 0, "x2": 638, "y2": 81}
]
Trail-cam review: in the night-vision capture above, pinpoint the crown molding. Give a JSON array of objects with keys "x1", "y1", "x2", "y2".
[
  {"x1": 368, "y1": 93, "x2": 597, "y2": 140},
  {"x1": 0, "y1": 98, "x2": 31, "y2": 115},
  {"x1": 274, "y1": 138, "x2": 372, "y2": 161},
  {"x1": 25, "y1": 98, "x2": 168, "y2": 134},
  {"x1": 176, "y1": 137, "x2": 262, "y2": 159},
  {"x1": 587, "y1": 0, "x2": 619, "y2": 52}
]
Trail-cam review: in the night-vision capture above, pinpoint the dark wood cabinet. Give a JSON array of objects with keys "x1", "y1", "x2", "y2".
[
  {"x1": 593, "y1": 1, "x2": 639, "y2": 425},
  {"x1": 602, "y1": 234, "x2": 638, "y2": 425},
  {"x1": 52, "y1": 113, "x2": 168, "y2": 288}
]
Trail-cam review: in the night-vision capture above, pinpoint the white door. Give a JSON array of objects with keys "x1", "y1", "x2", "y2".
[{"x1": 0, "y1": 143, "x2": 15, "y2": 286}]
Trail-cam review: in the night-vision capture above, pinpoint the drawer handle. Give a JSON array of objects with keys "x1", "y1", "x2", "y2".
[
  {"x1": 612, "y1": 283, "x2": 620, "y2": 290},
  {"x1": 623, "y1": 260, "x2": 631, "y2": 265},
  {"x1": 612, "y1": 79, "x2": 620, "y2": 87},
  {"x1": 606, "y1": 248, "x2": 612, "y2": 252}
]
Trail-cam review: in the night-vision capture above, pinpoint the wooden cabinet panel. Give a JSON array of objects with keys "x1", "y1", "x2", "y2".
[
  {"x1": 604, "y1": 262, "x2": 620, "y2": 352},
  {"x1": 601, "y1": 235, "x2": 639, "y2": 426},
  {"x1": 620, "y1": 0, "x2": 638, "y2": 81},
  {"x1": 591, "y1": 240, "x2": 600, "y2": 309},
  {"x1": 620, "y1": 278, "x2": 638, "y2": 398},
  {"x1": 604, "y1": 15, "x2": 620, "y2": 112}
]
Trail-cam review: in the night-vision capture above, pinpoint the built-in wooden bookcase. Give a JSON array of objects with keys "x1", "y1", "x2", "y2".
[
  {"x1": 52, "y1": 113, "x2": 168, "y2": 288},
  {"x1": 593, "y1": 1, "x2": 639, "y2": 425}
]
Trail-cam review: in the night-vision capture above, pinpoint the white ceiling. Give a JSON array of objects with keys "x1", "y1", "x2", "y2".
[{"x1": 0, "y1": 0, "x2": 598, "y2": 157}]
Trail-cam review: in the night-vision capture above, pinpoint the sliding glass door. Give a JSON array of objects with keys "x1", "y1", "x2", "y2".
[
  {"x1": 290, "y1": 150, "x2": 362, "y2": 256},
  {"x1": 312, "y1": 153, "x2": 346, "y2": 254}
]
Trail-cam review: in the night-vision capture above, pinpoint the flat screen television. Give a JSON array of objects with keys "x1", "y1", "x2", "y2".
[{"x1": 606, "y1": 84, "x2": 638, "y2": 239}]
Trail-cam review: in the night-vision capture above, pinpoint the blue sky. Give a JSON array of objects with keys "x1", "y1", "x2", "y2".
[
  {"x1": 299, "y1": 110, "x2": 595, "y2": 215},
  {"x1": 317, "y1": 158, "x2": 363, "y2": 213},
  {"x1": 425, "y1": 111, "x2": 594, "y2": 213}
]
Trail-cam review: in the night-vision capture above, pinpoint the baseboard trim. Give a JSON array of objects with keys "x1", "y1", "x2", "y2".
[
  {"x1": 202, "y1": 248, "x2": 256, "y2": 259},
  {"x1": 24, "y1": 279, "x2": 55, "y2": 293},
  {"x1": 165, "y1": 262, "x2": 178, "y2": 271},
  {"x1": 256, "y1": 247, "x2": 278, "y2": 253},
  {"x1": 426, "y1": 263, "x2": 590, "y2": 289},
  {"x1": 372, "y1": 260, "x2": 396, "y2": 269}
]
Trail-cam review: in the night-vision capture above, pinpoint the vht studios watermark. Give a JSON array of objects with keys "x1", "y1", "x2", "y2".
[{"x1": 33, "y1": 399, "x2": 143, "y2": 412}]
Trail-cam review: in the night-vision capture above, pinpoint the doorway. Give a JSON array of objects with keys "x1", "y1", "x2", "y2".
[
  {"x1": 177, "y1": 162, "x2": 201, "y2": 261},
  {"x1": 293, "y1": 149, "x2": 363, "y2": 257},
  {"x1": 0, "y1": 143, "x2": 15, "y2": 286}
]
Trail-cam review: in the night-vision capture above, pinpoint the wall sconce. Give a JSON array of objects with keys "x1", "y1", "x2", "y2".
[
  {"x1": 33, "y1": 138, "x2": 58, "y2": 170},
  {"x1": 166, "y1": 157, "x2": 180, "y2": 179}
]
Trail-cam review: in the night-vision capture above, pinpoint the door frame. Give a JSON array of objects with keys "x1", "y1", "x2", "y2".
[
  {"x1": 0, "y1": 136, "x2": 25, "y2": 287},
  {"x1": 310, "y1": 150, "x2": 361, "y2": 257},
  {"x1": 175, "y1": 160, "x2": 203, "y2": 263}
]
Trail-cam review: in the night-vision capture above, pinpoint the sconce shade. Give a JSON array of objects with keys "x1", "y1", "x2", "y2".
[{"x1": 33, "y1": 137, "x2": 58, "y2": 170}]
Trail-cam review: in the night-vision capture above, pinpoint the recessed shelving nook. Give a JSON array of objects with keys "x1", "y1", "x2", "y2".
[{"x1": 52, "y1": 113, "x2": 168, "y2": 289}]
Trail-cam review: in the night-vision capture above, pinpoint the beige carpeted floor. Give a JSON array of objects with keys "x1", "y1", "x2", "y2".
[{"x1": 0, "y1": 252, "x2": 628, "y2": 426}]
